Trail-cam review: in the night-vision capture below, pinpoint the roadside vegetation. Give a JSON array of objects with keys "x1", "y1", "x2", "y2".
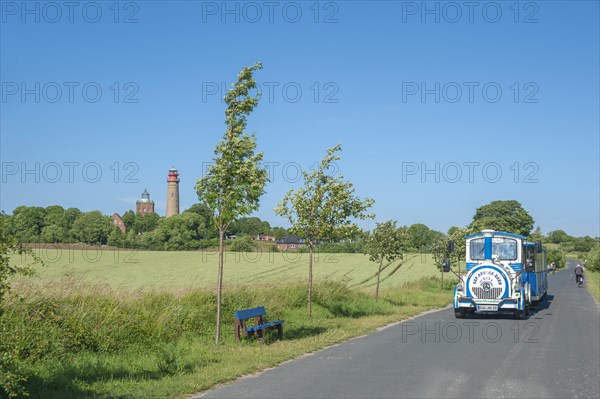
[
  {"x1": 583, "y1": 243, "x2": 600, "y2": 302},
  {"x1": 586, "y1": 271, "x2": 600, "y2": 303},
  {"x1": 1, "y1": 277, "x2": 454, "y2": 399}
]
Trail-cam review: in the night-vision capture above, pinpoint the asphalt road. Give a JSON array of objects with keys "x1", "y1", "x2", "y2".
[{"x1": 198, "y1": 262, "x2": 600, "y2": 399}]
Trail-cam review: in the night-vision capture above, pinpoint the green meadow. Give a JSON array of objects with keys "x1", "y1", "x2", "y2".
[{"x1": 13, "y1": 247, "x2": 451, "y2": 291}]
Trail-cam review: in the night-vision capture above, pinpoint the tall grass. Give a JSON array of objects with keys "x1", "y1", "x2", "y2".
[{"x1": 1, "y1": 278, "x2": 454, "y2": 399}]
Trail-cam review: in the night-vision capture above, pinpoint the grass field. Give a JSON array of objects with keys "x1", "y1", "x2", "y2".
[
  {"x1": 3, "y1": 249, "x2": 458, "y2": 399},
  {"x1": 13, "y1": 247, "x2": 456, "y2": 291}
]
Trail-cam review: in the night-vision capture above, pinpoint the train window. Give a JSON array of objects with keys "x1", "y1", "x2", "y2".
[
  {"x1": 470, "y1": 239, "x2": 485, "y2": 260},
  {"x1": 524, "y1": 246, "x2": 535, "y2": 259},
  {"x1": 469, "y1": 237, "x2": 517, "y2": 260},
  {"x1": 492, "y1": 237, "x2": 517, "y2": 260}
]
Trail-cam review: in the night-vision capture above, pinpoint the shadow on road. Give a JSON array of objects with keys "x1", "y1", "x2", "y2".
[
  {"x1": 531, "y1": 294, "x2": 554, "y2": 314},
  {"x1": 462, "y1": 294, "x2": 555, "y2": 320}
]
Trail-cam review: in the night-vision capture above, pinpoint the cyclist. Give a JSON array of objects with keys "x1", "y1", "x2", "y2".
[{"x1": 574, "y1": 263, "x2": 585, "y2": 285}]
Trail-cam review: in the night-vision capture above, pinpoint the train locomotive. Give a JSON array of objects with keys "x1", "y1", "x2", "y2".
[{"x1": 450, "y1": 229, "x2": 548, "y2": 319}]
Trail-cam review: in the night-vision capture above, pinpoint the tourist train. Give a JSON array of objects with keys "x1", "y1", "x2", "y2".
[{"x1": 450, "y1": 229, "x2": 548, "y2": 319}]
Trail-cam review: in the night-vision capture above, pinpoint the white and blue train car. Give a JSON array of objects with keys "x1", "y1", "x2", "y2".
[{"x1": 453, "y1": 229, "x2": 547, "y2": 319}]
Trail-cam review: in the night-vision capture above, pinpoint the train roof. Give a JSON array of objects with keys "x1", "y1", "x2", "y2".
[{"x1": 464, "y1": 231, "x2": 526, "y2": 240}]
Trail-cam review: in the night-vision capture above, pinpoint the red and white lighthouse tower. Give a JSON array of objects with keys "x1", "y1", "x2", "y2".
[{"x1": 166, "y1": 168, "x2": 180, "y2": 218}]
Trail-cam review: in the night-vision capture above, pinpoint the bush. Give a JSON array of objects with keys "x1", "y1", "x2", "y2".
[
  {"x1": 547, "y1": 248, "x2": 566, "y2": 269},
  {"x1": 586, "y1": 244, "x2": 600, "y2": 272},
  {"x1": 0, "y1": 321, "x2": 28, "y2": 398},
  {"x1": 573, "y1": 236, "x2": 597, "y2": 253},
  {"x1": 230, "y1": 237, "x2": 256, "y2": 252}
]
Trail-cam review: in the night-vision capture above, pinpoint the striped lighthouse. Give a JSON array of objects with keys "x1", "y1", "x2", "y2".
[{"x1": 166, "y1": 168, "x2": 180, "y2": 218}]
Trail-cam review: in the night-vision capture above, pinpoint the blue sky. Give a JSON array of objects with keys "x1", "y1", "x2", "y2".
[{"x1": 1, "y1": 1, "x2": 599, "y2": 237}]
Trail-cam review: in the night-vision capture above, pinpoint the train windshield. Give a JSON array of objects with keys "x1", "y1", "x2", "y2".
[{"x1": 470, "y1": 237, "x2": 518, "y2": 260}]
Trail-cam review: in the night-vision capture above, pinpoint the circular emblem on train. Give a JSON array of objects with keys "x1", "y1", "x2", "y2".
[{"x1": 469, "y1": 267, "x2": 506, "y2": 299}]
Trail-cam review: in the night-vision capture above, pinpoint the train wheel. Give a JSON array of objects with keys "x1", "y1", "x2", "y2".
[{"x1": 514, "y1": 309, "x2": 525, "y2": 320}]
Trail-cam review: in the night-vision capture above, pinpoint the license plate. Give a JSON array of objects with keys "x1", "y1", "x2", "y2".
[{"x1": 477, "y1": 305, "x2": 498, "y2": 311}]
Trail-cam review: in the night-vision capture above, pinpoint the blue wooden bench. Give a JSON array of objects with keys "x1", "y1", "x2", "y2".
[{"x1": 234, "y1": 306, "x2": 284, "y2": 342}]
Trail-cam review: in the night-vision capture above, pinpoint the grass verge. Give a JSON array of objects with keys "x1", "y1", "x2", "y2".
[
  {"x1": 1, "y1": 277, "x2": 454, "y2": 399},
  {"x1": 585, "y1": 271, "x2": 600, "y2": 303}
]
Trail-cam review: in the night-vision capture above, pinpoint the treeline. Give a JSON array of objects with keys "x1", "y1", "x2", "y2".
[
  {"x1": 1, "y1": 205, "x2": 451, "y2": 253},
  {"x1": 3, "y1": 203, "x2": 598, "y2": 257},
  {"x1": 313, "y1": 223, "x2": 445, "y2": 254},
  {"x1": 534, "y1": 228, "x2": 598, "y2": 252},
  {"x1": 0, "y1": 205, "x2": 287, "y2": 251},
  {"x1": 535, "y1": 228, "x2": 600, "y2": 272}
]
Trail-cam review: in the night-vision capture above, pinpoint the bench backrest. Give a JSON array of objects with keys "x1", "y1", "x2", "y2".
[{"x1": 235, "y1": 306, "x2": 266, "y2": 321}]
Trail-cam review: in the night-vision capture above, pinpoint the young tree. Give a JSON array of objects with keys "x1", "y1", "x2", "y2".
[
  {"x1": 275, "y1": 145, "x2": 374, "y2": 316},
  {"x1": 195, "y1": 63, "x2": 268, "y2": 343},
  {"x1": 432, "y1": 226, "x2": 468, "y2": 276},
  {"x1": 446, "y1": 226, "x2": 468, "y2": 263},
  {"x1": 363, "y1": 221, "x2": 405, "y2": 302}
]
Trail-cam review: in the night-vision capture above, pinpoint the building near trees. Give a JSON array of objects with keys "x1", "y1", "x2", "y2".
[
  {"x1": 276, "y1": 235, "x2": 305, "y2": 251},
  {"x1": 111, "y1": 213, "x2": 126, "y2": 233},
  {"x1": 255, "y1": 234, "x2": 276, "y2": 242},
  {"x1": 111, "y1": 168, "x2": 180, "y2": 233},
  {"x1": 136, "y1": 189, "x2": 155, "y2": 215}
]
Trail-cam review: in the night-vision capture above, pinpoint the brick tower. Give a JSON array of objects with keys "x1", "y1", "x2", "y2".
[
  {"x1": 136, "y1": 189, "x2": 155, "y2": 215},
  {"x1": 166, "y1": 168, "x2": 180, "y2": 218}
]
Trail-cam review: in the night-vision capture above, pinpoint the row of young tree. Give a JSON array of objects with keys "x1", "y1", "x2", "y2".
[{"x1": 189, "y1": 64, "x2": 567, "y2": 342}]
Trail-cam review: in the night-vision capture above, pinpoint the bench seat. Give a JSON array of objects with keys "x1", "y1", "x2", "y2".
[
  {"x1": 245, "y1": 320, "x2": 284, "y2": 333},
  {"x1": 235, "y1": 306, "x2": 284, "y2": 342}
]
